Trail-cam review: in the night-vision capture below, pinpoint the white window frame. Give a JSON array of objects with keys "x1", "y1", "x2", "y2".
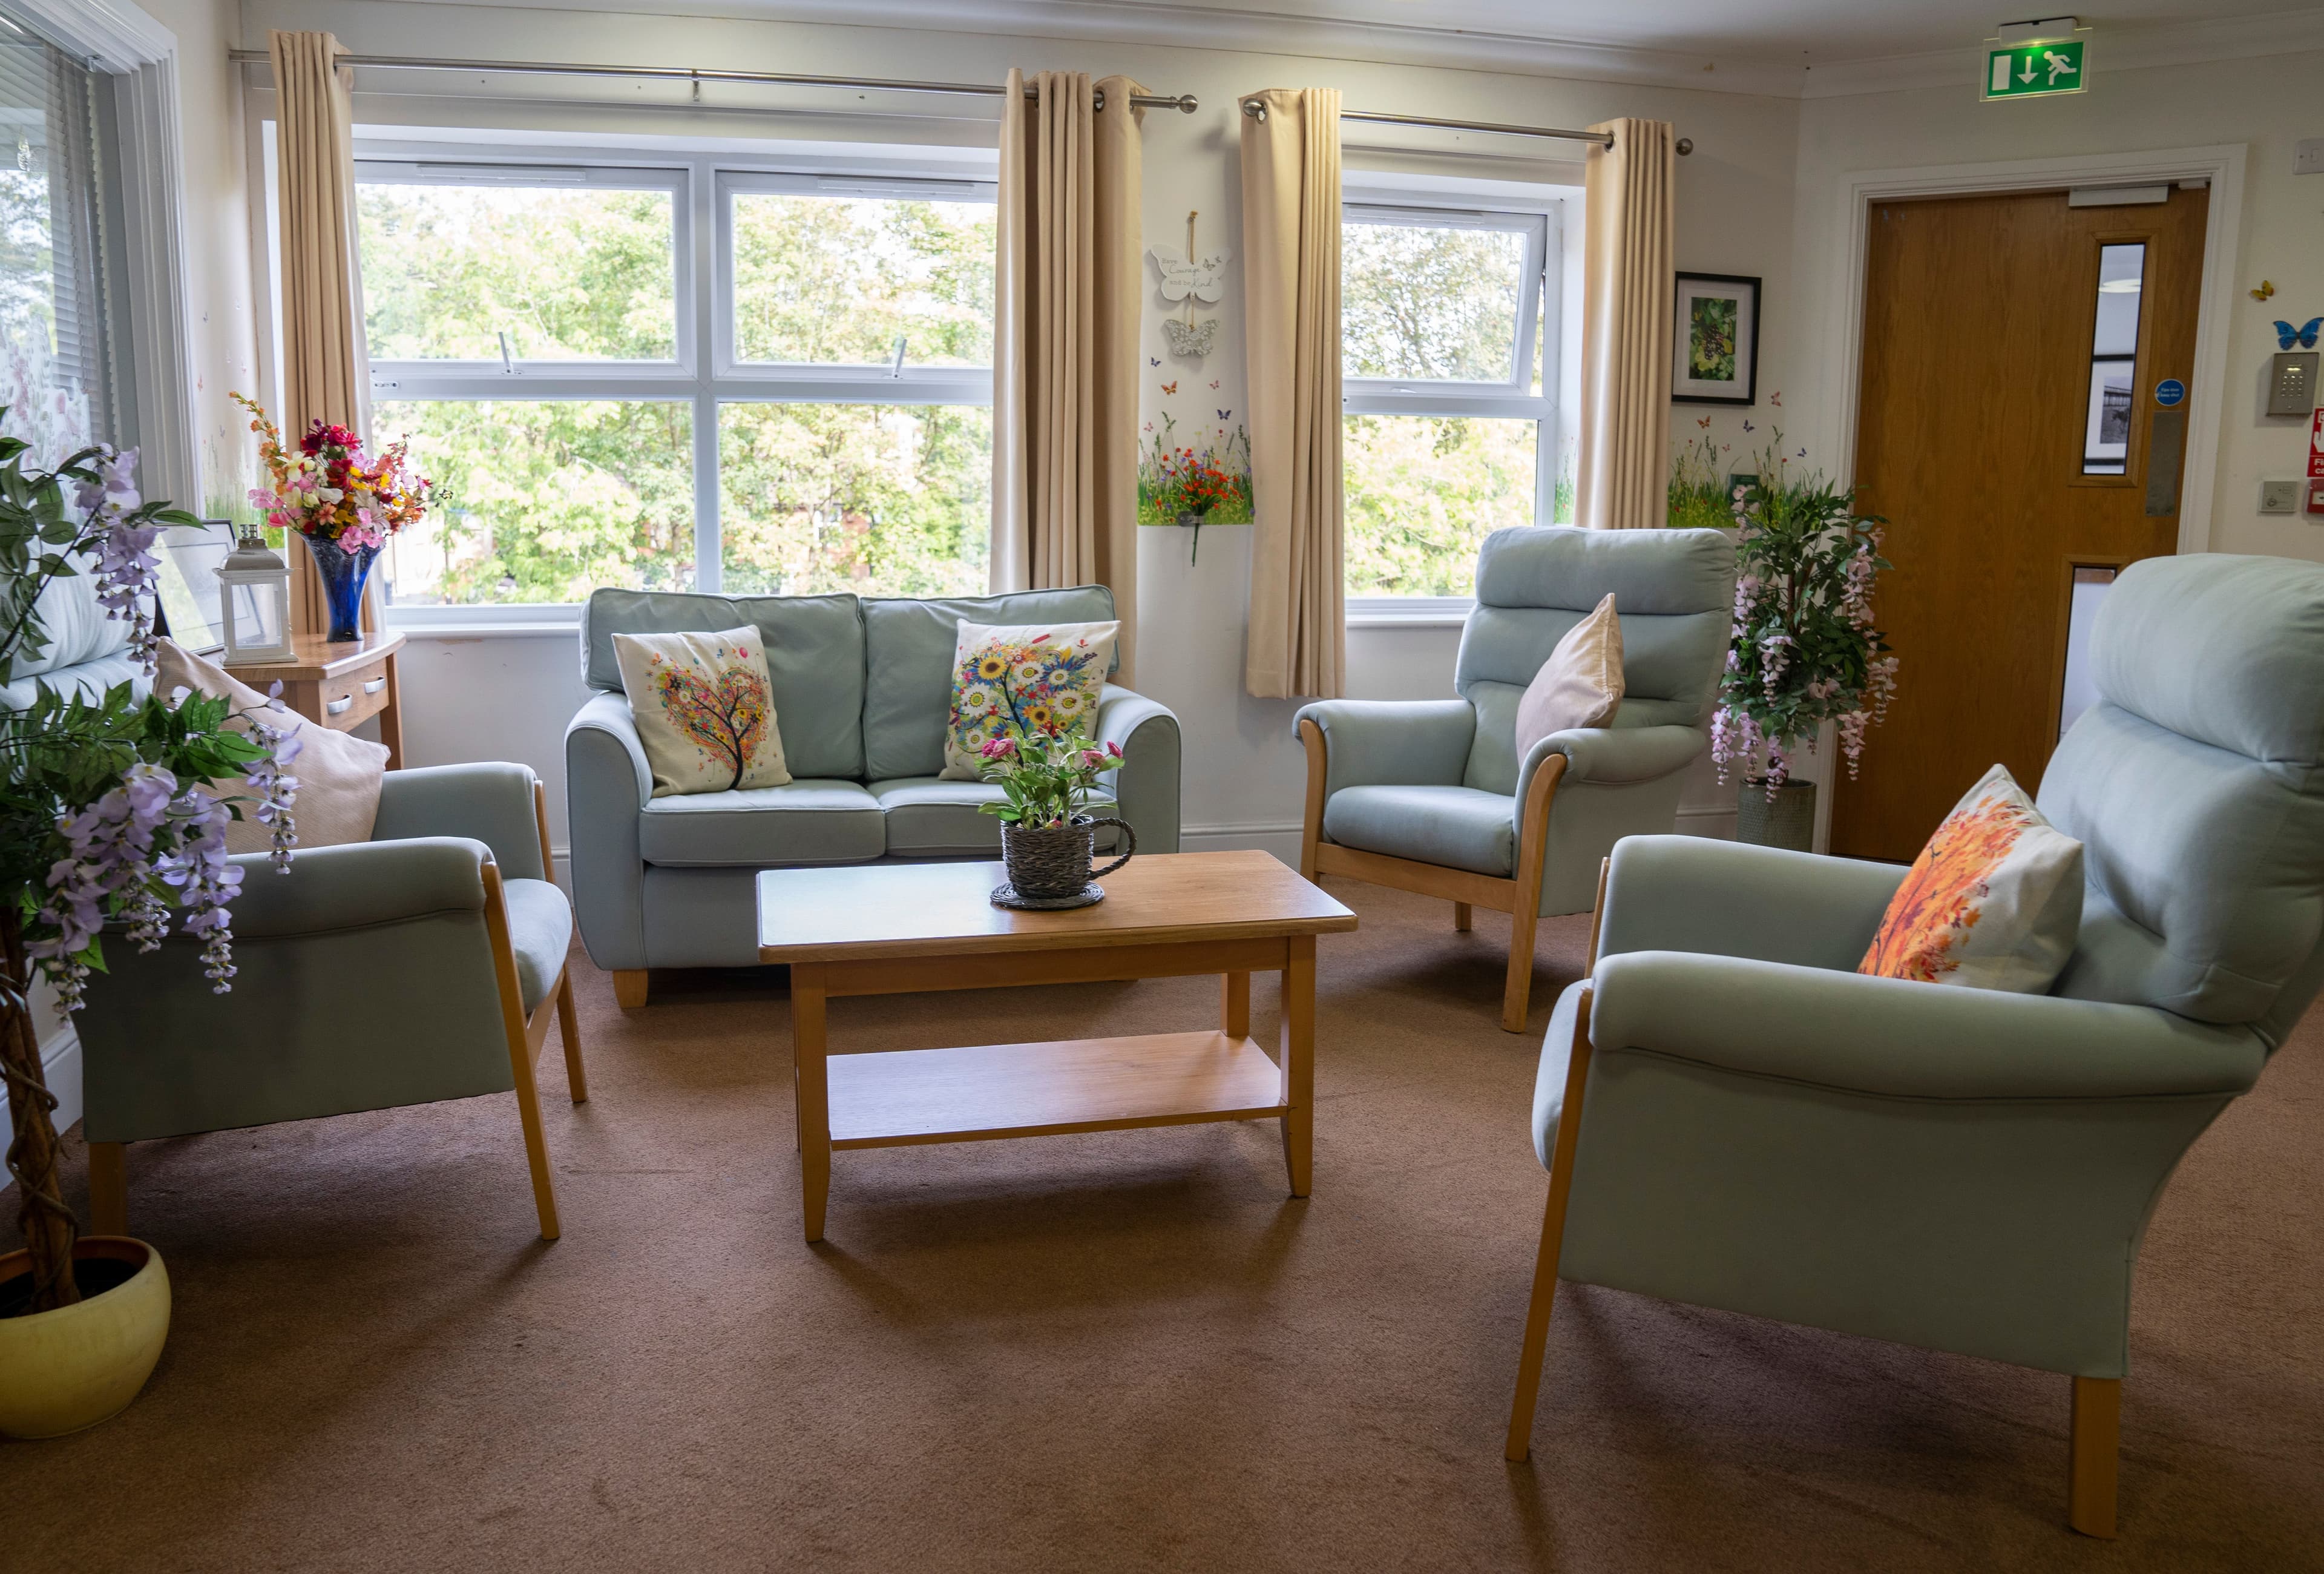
[
  {"x1": 302, "y1": 137, "x2": 998, "y2": 622},
  {"x1": 1341, "y1": 180, "x2": 1567, "y2": 626}
]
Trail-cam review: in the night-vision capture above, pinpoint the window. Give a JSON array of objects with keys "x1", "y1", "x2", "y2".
[
  {"x1": 1341, "y1": 189, "x2": 1566, "y2": 614},
  {"x1": 342, "y1": 151, "x2": 995, "y2": 610},
  {"x1": 0, "y1": 19, "x2": 119, "y2": 467},
  {"x1": 2079, "y1": 242, "x2": 2144, "y2": 476}
]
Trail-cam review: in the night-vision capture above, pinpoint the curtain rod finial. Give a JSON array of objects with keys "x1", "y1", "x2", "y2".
[{"x1": 1676, "y1": 136, "x2": 1694, "y2": 156}]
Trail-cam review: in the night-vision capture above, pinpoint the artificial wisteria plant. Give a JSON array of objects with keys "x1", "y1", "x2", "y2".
[
  {"x1": 1711, "y1": 435, "x2": 1900, "y2": 796},
  {"x1": 0, "y1": 426, "x2": 300, "y2": 1317}
]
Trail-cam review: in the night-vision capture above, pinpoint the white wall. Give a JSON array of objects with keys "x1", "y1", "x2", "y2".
[{"x1": 236, "y1": 0, "x2": 1804, "y2": 856}]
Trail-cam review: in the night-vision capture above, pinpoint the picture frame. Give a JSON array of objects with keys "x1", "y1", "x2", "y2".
[
  {"x1": 1672, "y1": 272, "x2": 1761, "y2": 406},
  {"x1": 151, "y1": 521, "x2": 234, "y2": 656}
]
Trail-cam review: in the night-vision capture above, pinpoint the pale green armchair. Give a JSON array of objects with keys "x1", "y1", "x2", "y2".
[
  {"x1": 1504, "y1": 553, "x2": 2324, "y2": 1538},
  {"x1": 1293, "y1": 526, "x2": 1733, "y2": 1031},
  {"x1": 73, "y1": 763, "x2": 586, "y2": 1242}
]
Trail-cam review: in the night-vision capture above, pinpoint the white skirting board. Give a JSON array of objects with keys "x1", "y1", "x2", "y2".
[{"x1": 0, "y1": 1023, "x2": 82, "y2": 1193}]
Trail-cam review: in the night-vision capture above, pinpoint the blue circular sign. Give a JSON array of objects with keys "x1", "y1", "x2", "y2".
[{"x1": 2155, "y1": 378, "x2": 2187, "y2": 407}]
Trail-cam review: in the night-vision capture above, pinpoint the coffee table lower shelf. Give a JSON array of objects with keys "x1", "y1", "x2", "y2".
[{"x1": 826, "y1": 1030, "x2": 1288, "y2": 1148}]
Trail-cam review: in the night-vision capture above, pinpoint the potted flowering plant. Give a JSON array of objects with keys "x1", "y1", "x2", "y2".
[
  {"x1": 231, "y1": 392, "x2": 443, "y2": 642},
  {"x1": 0, "y1": 427, "x2": 298, "y2": 1437},
  {"x1": 1161, "y1": 446, "x2": 1237, "y2": 564},
  {"x1": 1712, "y1": 436, "x2": 1900, "y2": 850},
  {"x1": 976, "y1": 728, "x2": 1134, "y2": 903}
]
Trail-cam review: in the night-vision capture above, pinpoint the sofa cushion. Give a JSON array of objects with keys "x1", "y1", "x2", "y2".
[
  {"x1": 637, "y1": 779, "x2": 885, "y2": 868},
  {"x1": 582, "y1": 589, "x2": 865, "y2": 780},
  {"x1": 1323, "y1": 784, "x2": 1515, "y2": 877},
  {"x1": 873, "y1": 777, "x2": 1118, "y2": 857},
  {"x1": 861, "y1": 585, "x2": 1118, "y2": 782},
  {"x1": 502, "y1": 877, "x2": 574, "y2": 1014}
]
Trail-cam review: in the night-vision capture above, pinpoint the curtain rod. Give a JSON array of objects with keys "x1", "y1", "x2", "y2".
[
  {"x1": 1242, "y1": 99, "x2": 1693, "y2": 156},
  {"x1": 226, "y1": 49, "x2": 1200, "y2": 114}
]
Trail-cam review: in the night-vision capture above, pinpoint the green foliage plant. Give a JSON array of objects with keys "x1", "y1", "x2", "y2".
[
  {"x1": 1713, "y1": 433, "x2": 1900, "y2": 796},
  {"x1": 0, "y1": 430, "x2": 294, "y2": 1315}
]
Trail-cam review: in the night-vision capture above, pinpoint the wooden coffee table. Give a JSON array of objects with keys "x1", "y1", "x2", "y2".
[{"x1": 756, "y1": 850, "x2": 1357, "y2": 1242}]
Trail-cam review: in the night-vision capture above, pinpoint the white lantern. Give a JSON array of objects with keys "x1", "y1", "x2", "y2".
[{"x1": 218, "y1": 527, "x2": 295, "y2": 665}]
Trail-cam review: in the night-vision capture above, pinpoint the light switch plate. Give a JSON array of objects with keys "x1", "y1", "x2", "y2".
[
  {"x1": 2297, "y1": 137, "x2": 2324, "y2": 176},
  {"x1": 2261, "y1": 479, "x2": 2300, "y2": 514}
]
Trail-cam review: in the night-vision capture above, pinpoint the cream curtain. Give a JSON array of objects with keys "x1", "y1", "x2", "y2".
[
  {"x1": 1238, "y1": 88, "x2": 1344, "y2": 700},
  {"x1": 991, "y1": 68, "x2": 1146, "y2": 682},
  {"x1": 1575, "y1": 117, "x2": 1677, "y2": 532},
  {"x1": 268, "y1": 30, "x2": 372, "y2": 636}
]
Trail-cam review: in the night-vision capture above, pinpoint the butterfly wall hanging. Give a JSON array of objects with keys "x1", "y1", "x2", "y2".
[
  {"x1": 1151, "y1": 209, "x2": 1228, "y2": 360},
  {"x1": 1161, "y1": 382, "x2": 1177, "y2": 396},
  {"x1": 2275, "y1": 318, "x2": 2322, "y2": 351}
]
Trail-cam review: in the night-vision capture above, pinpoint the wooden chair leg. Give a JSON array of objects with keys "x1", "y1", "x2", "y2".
[
  {"x1": 484, "y1": 862, "x2": 562, "y2": 1241},
  {"x1": 88, "y1": 1141, "x2": 127, "y2": 1237},
  {"x1": 555, "y1": 969, "x2": 588, "y2": 1104},
  {"x1": 612, "y1": 969, "x2": 649, "y2": 1009},
  {"x1": 1500, "y1": 758, "x2": 1566, "y2": 1033},
  {"x1": 1454, "y1": 901, "x2": 1473, "y2": 932},
  {"x1": 2069, "y1": 1376, "x2": 2121, "y2": 1538},
  {"x1": 1506, "y1": 986, "x2": 1594, "y2": 1460},
  {"x1": 1297, "y1": 719, "x2": 1328, "y2": 883}
]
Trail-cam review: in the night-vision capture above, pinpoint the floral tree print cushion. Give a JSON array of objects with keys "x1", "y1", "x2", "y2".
[
  {"x1": 611, "y1": 627, "x2": 792, "y2": 797},
  {"x1": 939, "y1": 619, "x2": 1121, "y2": 782},
  {"x1": 1858, "y1": 763, "x2": 2084, "y2": 993}
]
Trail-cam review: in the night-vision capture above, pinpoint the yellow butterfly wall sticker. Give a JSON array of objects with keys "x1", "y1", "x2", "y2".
[{"x1": 2251, "y1": 280, "x2": 2277, "y2": 302}]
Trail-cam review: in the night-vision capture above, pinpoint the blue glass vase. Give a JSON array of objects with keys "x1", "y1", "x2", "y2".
[{"x1": 303, "y1": 535, "x2": 379, "y2": 643}]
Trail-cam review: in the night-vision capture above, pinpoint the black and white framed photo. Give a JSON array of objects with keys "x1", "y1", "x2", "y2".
[{"x1": 1672, "y1": 272, "x2": 1761, "y2": 406}]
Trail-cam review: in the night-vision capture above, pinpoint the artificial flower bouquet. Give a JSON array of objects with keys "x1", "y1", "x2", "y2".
[
  {"x1": 1711, "y1": 433, "x2": 1899, "y2": 795},
  {"x1": 231, "y1": 392, "x2": 441, "y2": 552},
  {"x1": 975, "y1": 728, "x2": 1123, "y2": 829},
  {"x1": 0, "y1": 425, "x2": 300, "y2": 1312}
]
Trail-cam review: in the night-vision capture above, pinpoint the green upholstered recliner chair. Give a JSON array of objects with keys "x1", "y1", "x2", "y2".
[
  {"x1": 74, "y1": 763, "x2": 586, "y2": 1242},
  {"x1": 1505, "y1": 553, "x2": 2324, "y2": 1538},
  {"x1": 1292, "y1": 525, "x2": 1733, "y2": 1031}
]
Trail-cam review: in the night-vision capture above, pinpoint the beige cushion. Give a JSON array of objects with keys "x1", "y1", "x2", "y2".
[
  {"x1": 155, "y1": 639, "x2": 389, "y2": 855},
  {"x1": 1859, "y1": 763, "x2": 2085, "y2": 993},
  {"x1": 1513, "y1": 593, "x2": 1624, "y2": 760},
  {"x1": 612, "y1": 627, "x2": 792, "y2": 799},
  {"x1": 939, "y1": 617, "x2": 1120, "y2": 781}
]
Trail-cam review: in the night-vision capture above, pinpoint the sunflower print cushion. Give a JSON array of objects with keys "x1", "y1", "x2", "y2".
[
  {"x1": 1857, "y1": 763, "x2": 2084, "y2": 993},
  {"x1": 939, "y1": 617, "x2": 1121, "y2": 781}
]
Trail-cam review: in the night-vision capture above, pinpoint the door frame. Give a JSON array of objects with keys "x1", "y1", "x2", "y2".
[{"x1": 1806, "y1": 142, "x2": 2246, "y2": 854}]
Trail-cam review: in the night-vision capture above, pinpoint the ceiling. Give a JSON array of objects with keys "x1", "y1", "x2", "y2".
[
  {"x1": 1138, "y1": 0, "x2": 2316, "y2": 68},
  {"x1": 395, "y1": 0, "x2": 2324, "y2": 94}
]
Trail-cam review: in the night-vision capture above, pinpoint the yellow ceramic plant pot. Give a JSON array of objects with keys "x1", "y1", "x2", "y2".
[{"x1": 0, "y1": 1236, "x2": 170, "y2": 1438}]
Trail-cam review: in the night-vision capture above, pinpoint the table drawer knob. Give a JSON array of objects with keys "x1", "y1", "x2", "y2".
[
  {"x1": 363, "y1": 676, "x2": 387, "y2": 694},
  {"x1": 326, "y1": 695, "x2": 354, "y2": 716}
]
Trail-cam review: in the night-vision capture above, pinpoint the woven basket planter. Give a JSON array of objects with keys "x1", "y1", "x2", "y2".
[
  {"x1": 1000, "y1": 815, "x2": 1137, "y2": 900},
  {"x1": 1736, "y1": 779, "x2": 1817, "y2": 852}
]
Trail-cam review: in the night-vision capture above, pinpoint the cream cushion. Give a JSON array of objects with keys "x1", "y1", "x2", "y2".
[
  {"x1": 1513, "y1": 592, "x2": 1624, "y2": 760},
  {"x1": 612, "y1": 626, "x2": 792, "y2": 799},
  {"x1": 1859, "y1": 763, "x2": 2085, "y2": 993},
  {"x1": 155, "y1": 639, "x2": 389, "y2": 855}
]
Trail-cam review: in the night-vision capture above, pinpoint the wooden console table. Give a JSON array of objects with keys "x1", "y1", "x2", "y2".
[{"x1": 224, "y1": 631, "x2": 407, "y2": 768}]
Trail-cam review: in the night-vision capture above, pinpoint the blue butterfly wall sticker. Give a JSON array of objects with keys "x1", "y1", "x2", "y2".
[
  {"x1": 1149, "y1": 357, "x2": 1161, "y2": 367},
  {"x1": 1217, "y1": 409, "x2": 1232, "y2": 422},
  {"x1": 2275, "y1": 318, "x2": 2322, "y2": 350}
]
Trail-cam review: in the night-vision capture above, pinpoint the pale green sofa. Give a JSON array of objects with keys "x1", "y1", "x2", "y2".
[
  {"x1": 1505, "y1": 552, "x2": 2324, "y2": 1538},
  {"x1": 564, "y1": 584, "x2": 1181, "y2": 1000}
]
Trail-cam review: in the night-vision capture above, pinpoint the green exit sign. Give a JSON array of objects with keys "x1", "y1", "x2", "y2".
[{"x1": 1984, "y1": 37, "x2": 2087, "y2": 99}]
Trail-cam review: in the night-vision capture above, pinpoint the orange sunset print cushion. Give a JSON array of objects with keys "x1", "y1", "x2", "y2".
[{"x1": 1859, "y1": 764, "x2": 2086, "y2": 993}]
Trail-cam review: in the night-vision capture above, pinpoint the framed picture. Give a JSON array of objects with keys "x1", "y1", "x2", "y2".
[
  {"x1": 152, "y1": 522, "x2": 234, "y2": 656},
  {"x1": 1672, "y1": 272, "x2": 1761, "y2": 406}
]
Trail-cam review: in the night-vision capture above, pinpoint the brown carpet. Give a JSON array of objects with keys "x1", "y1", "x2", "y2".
[{"x1": 7, "y1": 881, "x2": 2321, "y2": 1572}]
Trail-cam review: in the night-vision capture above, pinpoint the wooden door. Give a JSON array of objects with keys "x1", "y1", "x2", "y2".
[{"x1": 1833, "y1": 185, "x2": 2207, "y2": 862}]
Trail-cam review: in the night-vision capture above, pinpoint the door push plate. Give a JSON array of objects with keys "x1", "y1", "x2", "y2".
[
  {"x1": 2146, "y1": 408, "x2": 2187, "y2": 517},
  {"x1": 2269, "y1": 351, "x2": 2319, "y2": 417}
]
